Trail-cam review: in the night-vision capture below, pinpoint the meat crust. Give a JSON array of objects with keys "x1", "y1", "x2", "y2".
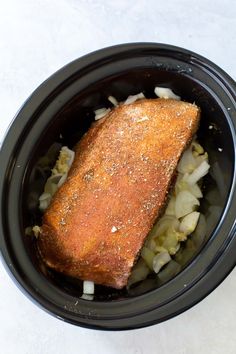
[{"x1": 38, "y1": 98, "x2": 200, "y2": 289}]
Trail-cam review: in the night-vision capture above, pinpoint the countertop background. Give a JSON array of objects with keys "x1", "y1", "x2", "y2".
[{"x1": 0, "y1": 1, "x2": 236, "y2": 353}]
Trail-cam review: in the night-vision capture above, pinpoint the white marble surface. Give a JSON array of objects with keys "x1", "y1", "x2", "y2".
[{"x1": 0, "y1": 0, "x2": 236, "y2": 353}]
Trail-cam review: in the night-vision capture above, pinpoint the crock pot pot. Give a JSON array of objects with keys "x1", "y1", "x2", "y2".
[{"x1": 0, "y1": 43, "x2": 235, "y2": 330}]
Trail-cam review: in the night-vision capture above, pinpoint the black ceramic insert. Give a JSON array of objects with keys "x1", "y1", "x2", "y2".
[{"x1": 0, "y1": 43, "x2": 236, "y2": 330}]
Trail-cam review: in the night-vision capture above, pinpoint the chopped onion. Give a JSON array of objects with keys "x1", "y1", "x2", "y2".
[
  {"x1": 44, "y1": 174, "x2": 63, "y2": 195},
  {"x1": 45, "y1": 173, "x2": 63, "y2": 185},
  {"x1": 57, "y1": 173, "x2": 68, "y2": 188},
  {"x1": 185, "y1": 160, "x2": 210, "y2": 185},
  {"x1": 39, "y1": 192, "x2": 52, "y2": 211},
  {"x1": 124, "y1": 92, "x2": 145, "y2": 105},
  {"x1": 153, "y1": 251, "x2": 171, "y2": 274},
  {"x1": 39, "y1": 192, "x2": 51, "y2": 201},
  {"x1": 175, "y1": 176, "x2": 202, "y2": 198},
  {"x1": 154, "y1": 87, "x2": 180, "y2": 100},
  {"x1": 161, "y1": 226, "x2": 185, "y2": 255},
  {"x1": 195, "y1": 152, "x2": 208, "y2": 166},
  {"x1": 38, "y1": 146, "x2": 75, "y2": 211},
  {"x1": 174, "y1": 174, "x2": 187, "y2": 195},
  {"x1": 51, "y1": 146, "x2": 75, "y2": 175},
  {"x1": 150, "y1": 216, "x2": 179, "y2": 239},
  {"x1": 108, "y1": 95, "x2": 118, "y2": 106},
  {"x1": 80, "y1": 294, "x2": 94, "y2": 301},
  {"x1": 94, "y1": 108, "x2": 111, "y2": 120},
  {"x1": 65, "y1": 148, "x2": 75, "y2": 169},
  {"x1": 165, "y1": 197, "x2": 176, "y2": 216},
  {"x1": 179, "y1": 212, "x2": 200, "y2": 235},
  {"x1": 145, "y1": 238, "x2": 156, "y2": 251},
  {"x1": 155, "y1": 246, "x2": 169, "y2": 253},
  {"x1": 83, "y1": 280, "x2": 95, "y2": 295},
  {"x1": 162, "y1": 227, "x2": 180, "y2": 255},
  {"x1": 175, "y1": 190, "x2": 200, "y2": 218},
  {"x1": 192, "y1": 141, "x2": 204, "y2": 155},
  {"x1": 188, "y1": 183, "x2": 203, "y2": 198},
  {"x1": 39, "y1": 199, "x2": 50, "y2": 211},
  {"x1": 94, "y1": 107, "x2": 107, "y2": 115},
  {"x1": 32, "y1": 225, "x2": 41, "y2": 238},
  {"x1": 141, "y1": 247, "x2": 155, "y2": 270},
  {"x1": 177, "y1": 148, "x2": 197, "y2": 174}
]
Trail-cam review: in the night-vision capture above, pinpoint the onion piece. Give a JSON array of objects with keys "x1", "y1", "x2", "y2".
[
  {"x1": 44, "y1": 174, "x2": 63, "y2": 195},
  {"x1": 94, "y1": 107, "x2": 107, "y2": 115},
  {"x1": 192, "y1": 141, "x2": 204, "y2": 155},
  {"x1": 177, "y1": 148, "x2": 197, "y2": 174},
  {"x1": 39, "y1": 199, "x2": 51, "y2": 211},
  {"x1": 39, "y1": 192, "x2": 52, "y2": 211},
  {"x1": 108, "y1": 95, "x2": 118, "y2": 106},
  {"x1": 195, "y1": 152, "x2": 208, "y2": 166},
  {"x1": 179, "y1": 211, "x2": 200, "y2": 235},
  {"x1": 141, "y1": 247, "x2": 155, "y2": 270},
  {"x1": 83, "y1": 280, "x2": 95, "y2": 295},
  {"x1": 186, "y1": 160, "x2": 210, "y2": 185},
  {"x1": 94, "y1": 108, "x2": 111, "y2": 120},
  {"x1": 39, "y1": 192, "x2": 51, "y2": 201},
  {"x1": 58, "y1": 146, "x2": 75, "y2": 169},
  {"x1": 46, "y1": 182, "x2": 58, "y2": 196},
  {"x1": 145, "y1": 238, "x2": 156, "y2": 251},
  {"x1": 165, "y1": 197, "x2": 176, "y2": 216},
  {"x1": 175, "y1": 175, "x2": 203, "y2": 198},
  {"x1": 174, "y1": 174, "x2": 186, "y2": 195},
  {"x1": 150, "y1": 216, "x2": 179, "y2": 239},
  {"x1": 153, "y1": 252, "x2": 171, "y2": 274},
  {"x1": 124, "y1": 92, "x2": 145, "y2": 105},
  {"x1": 80, "y1": 294, "x2": 94, "y2": 301},
  {"x1": 162, "y1": 227, "x2": 180, "y2": 255},
  {"x1": 57, "y1": 173, "x2": 68, "y2": 188},
  {"x1": 65, "y1": 148, "x2": 75, "y2": 169},
  {"x1": 175, "y1": 190, "x2": 200, "y2": 218},
  {"x1": 51, "y1": 146, "x2": 74, "y2": 175},
  {"x1": 45, "y1": 173, "x2": 63, "y2": 185},
  {"x1": 175, "y1": 178, "x2": 189, "y2": 195},
  {"x1": 154, "y1": 87, "x2": 180, "y2": 100},
  {"x1": 32, "y1": 225, "x2": 41, "y2": 238},
  {"x1": 155, "y1": 246, "x2": 168, "y2": 253},
  {"x1": 188, "y1": 183, "x2": 203, "y2": 198}
]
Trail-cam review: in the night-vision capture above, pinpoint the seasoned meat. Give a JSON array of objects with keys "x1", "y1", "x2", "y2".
[{"x1": 38, "y1": 98, "x2": 200, "y2": 289}]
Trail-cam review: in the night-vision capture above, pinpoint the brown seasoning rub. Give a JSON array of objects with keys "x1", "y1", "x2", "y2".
[{"x1": 38, "y1": 98, "x2": 200, "y2": 289}]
